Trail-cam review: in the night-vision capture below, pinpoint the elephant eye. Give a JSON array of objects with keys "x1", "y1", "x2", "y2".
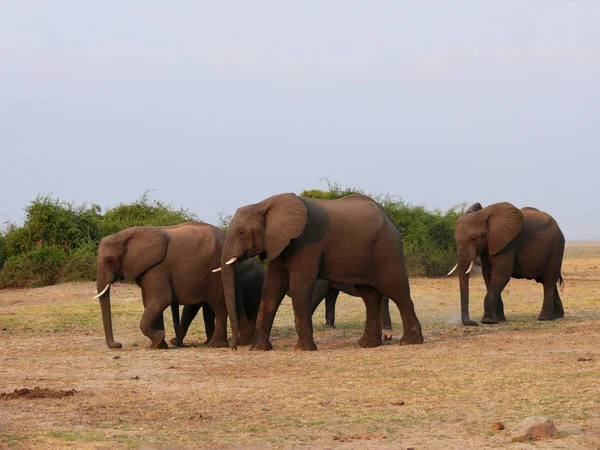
[{"x1": 238, "y1": 230, "x2": 244, "y2": 236}]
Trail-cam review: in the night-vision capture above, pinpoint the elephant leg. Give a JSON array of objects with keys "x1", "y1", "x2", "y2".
[
  {"x1": 207, "y1": 300, "x2": 229, "y2": 348},
  {"x1": 238, "y1": 312, "x2": 257, "y2": 347},
  {"x1": 139, "y1": 275, "x2": 171, "y2": 349},
  {"x1": 495, "y1": 295, "x2": 507, "y2": 322},
  {"x1": 379, "y1": 274, "x2": 423, "y2": 345},
  {"x1": 553, "y1": 284, "x2": 565, "y2": 319},
  {"x1": 380, "y1": 296, "x2": 392, "y2": 330},
  {"x1": 170, "y1": 302, "x2": 183, "y2": 347},
  {"x1": 201, "y1": 303, "x2": 216, "y2": 344},
  {"x1": 253, "y1": 260, "x2": 289, "y2": 351},
  {"x1": 481, "y1": 272, "x2": 511, "y2": 324},
  {"x1": 481, "y1": 260, "x2": 506, "y2": 322},
  {"x1": 310, "y1": 281, "x2": 329, "y2": 316},
  {"x1": 538, "y1": 277, "x2": 559, "y2": 321},
  {"x1": 140, "y1": 302, "x2": 169, "y2": 349},
  {"x1": 357, "y1": 290, "x2": 383, "y2": 348},
  {"x1": 180, "y1": 304, "x2": 201, "y2": 343},
  {"x1": 325, "y1": 289, "x2": 339, "y2": 328}
]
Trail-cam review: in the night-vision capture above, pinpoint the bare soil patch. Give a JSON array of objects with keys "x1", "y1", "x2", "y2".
[
  {"x1": 0, "y1": 387, "x2": 77, "y2": 400},
  {"x1": 1, "y1": 247, "x2": 599, "y2": 448}
]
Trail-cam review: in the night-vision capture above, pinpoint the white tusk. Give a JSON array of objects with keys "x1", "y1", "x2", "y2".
[
  {"x1": 212, "y1": 267, "x2": 222, "y2": 273},
  {"x1": 93, "y1": 283, "x2": 110, "y2": 299},
  {"x1": 465, "y1": 260, "x2": 475, "y2": 274},
  {"x1": 225, "y1": 257, "x2": 238, "y2": 265},
  {"x1": 447, "y1": 264, "x2": 458, "y2": 276}
]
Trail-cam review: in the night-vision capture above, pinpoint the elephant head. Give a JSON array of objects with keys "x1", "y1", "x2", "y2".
[
  {"x1": 94, "y1": 227, "x2": 169, "y2": 348},
  {"x1": 214, "y1": 193, "x2": 307, "y2": 348},
  {"x1": 448, "y1": 202, "x2": 524, "y2": 326}
]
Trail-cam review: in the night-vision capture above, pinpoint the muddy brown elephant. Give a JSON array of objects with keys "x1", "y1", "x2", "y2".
[
  {"x1": 447, "y1": 202, "x2": 565, "y2": 326},
  {"x1": 94, "y1": 222, "x2": 264, "y2": 349},
  {"x1": 214, "y1": 193, "x2": 423, "y2": 351},
  {"x1": 311, "y1": 280, "x2": 392, "y2": 329}
]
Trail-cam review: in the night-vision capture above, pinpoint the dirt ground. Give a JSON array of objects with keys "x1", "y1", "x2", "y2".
[{"x1": 1, "y1": 242, "x2": 599, "y2": 449}]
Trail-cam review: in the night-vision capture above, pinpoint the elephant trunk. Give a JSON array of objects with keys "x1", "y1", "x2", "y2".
[
  {"x1": 96, "y1": 276, "x2": 122, "y2": 349},
  {"x1": 221, "y1": 261, "x2": 240, "y2": 349},
  {"x1": 458, "y1": 256, "x2": 478, "y2": 327}
]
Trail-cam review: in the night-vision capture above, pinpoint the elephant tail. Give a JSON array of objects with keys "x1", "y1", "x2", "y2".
[{"x1": 558, "y1": 274, "x2": 564, "y2": 291}]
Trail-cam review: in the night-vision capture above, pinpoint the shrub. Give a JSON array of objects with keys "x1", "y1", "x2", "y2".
[
  {"x1": 100, "y1": 191, "x2": 196, "y2": 236},
  {"x1": 0, "y1": 246, "x2": 65, "y2": 288},
  {"x1": 0, "y1": 234, "x2": 6, "y2": 269},
  {"x1": 59, "y1": 242, "x2": 98, "y2": 283},
  {"x1": 0, "y1": 192, "x2": 198, "y2": 288}
]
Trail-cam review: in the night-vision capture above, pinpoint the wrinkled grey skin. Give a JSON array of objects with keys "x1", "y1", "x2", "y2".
[
  {"x1": 311, "y1": 280, "x2": 392, "y2": 329},
  {"x1": 451, "y1": 202, "x2": 565, "y2": 326},
  {"x1": 95, "y1": 222, "x2": 264, "y2": 349}
]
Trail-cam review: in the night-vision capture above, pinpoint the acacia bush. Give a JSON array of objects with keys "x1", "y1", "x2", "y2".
[{"x1": 0, "y1": 193, "x2": 196, "y2": 288}]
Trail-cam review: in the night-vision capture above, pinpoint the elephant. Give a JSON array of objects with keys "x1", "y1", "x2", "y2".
[
  {"x1": 311, "y1": 279, "x2": 393, "y2": 330},
  {"x1": 215, "y1": 192, "x2": 424, "y2": 351},
  {"x1": 93, "y1": 222, "x2": 265, "y2": 349},
  {"x1": 447, "y1": 202, "x2": 565, "y2": 326}
]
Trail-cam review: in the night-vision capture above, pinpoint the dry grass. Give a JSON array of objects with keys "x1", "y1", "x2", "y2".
[{"x1": 1, "y1": 243, "x2": 599, "y2": 449}]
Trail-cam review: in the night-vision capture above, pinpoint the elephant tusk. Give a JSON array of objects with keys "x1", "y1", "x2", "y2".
[
  {"x1": 465, "y1": 260, "x2": 475, "y2": 275},
  {"x1": 93, "y1": 283, "x2": 110, "y2": 299},
  {"x1": 225, "y1": 257, "x2": 238, "y2": 265},
  {"x1": 212, "y1": 267, "x2": 222, "y2": 273},
  {"x1": 447, "y1": 264, "x2": 458, "y2": 276}
]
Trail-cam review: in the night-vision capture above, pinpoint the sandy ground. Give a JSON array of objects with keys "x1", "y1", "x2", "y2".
[{"x1": 0, "y1": 242, "x2": 599, "y2": 449}]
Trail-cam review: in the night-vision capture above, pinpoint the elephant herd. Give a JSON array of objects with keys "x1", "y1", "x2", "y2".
[{"x1": 94, "y1": 193, "x2": 565, "y2": 351}]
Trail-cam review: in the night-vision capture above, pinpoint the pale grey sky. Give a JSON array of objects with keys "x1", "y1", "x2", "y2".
[{"x1": 1, "y1": 1, "x2": 599, "y2": 238}]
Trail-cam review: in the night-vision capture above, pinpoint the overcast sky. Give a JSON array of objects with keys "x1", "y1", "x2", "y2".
[{"x1": 1, "y1": 2, "x2": 599, "y2": 239}]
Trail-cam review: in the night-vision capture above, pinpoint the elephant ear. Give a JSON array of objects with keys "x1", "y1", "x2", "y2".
[
  {"x1": 121, "y1": 227, "x2": 169, "y2": 280},
  {"x1": 487, "y1": 203, "x2": 524, "y2": 256},
  {"x1": 261, "y1": 193, "x2": 308, "y2": 260},
  {"x1": 466, "y1": 202, "x2": 483, "y2": 214}
]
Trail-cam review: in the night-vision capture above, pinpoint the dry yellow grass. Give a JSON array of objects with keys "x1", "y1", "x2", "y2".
[{"x1": 0, "y1": 242, "x2": 599, "y2": 449}]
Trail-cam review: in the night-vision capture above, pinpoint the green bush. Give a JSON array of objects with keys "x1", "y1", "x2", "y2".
[
  {"x1": 100, "y1": 191, "x2": 196, "y2": 236},
  {"x1": 0, "y1": 192, "x2": 197, "y2": 288},
  {"x1": 0, "y1": 246, "x2": 65, "y2": 288},
  {"x1": 59, "y1": 242, "x2": 98, "y2": 283},
  {"x1": 0, "y1": 234, "x2": 6, "y2": 269}
]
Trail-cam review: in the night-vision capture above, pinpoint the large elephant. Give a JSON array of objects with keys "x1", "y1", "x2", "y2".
[
  {"x1": 448, "y1": 202, "x2": 565, "y2": 326},
  {"x1": 215, "y1": 193, "x2": 423, "y2": 351},
  {"x1": 94, "y1": 222, "x2": 264, "y2": 349},
  {"x1": 311, "y1": 280, "x2": 393, "y2": 330}
]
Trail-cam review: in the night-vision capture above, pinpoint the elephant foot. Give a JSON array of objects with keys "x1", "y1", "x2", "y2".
[
  {"x1": 399, "y1": 331, "x2": 424, "y2": 346},
  {"x1": 207, "y1": 338, "x2": 229, "y2": 348},
  {"x1": 293, "y1": 340, "x2": 318, "y2": 351},
  {"x1": 481, "y1": 316, "x2": 500, "y2": 324},
  {"x1": 150, "y1": 339, "x2": 168, "y2": 350},
  {"x1": 357, "y1": 334, "x2": 382, "y2": 348},
  {"x1": 169, "y1": 337, "x2": 184, "y2": 347},
  {"x1": 381, "y1": 323, "x2": 392, "y2": 331},
  {"x1": 238, "y1": 333, "x2": 255, "y2": 347},
  {"x1": 554, "y1": 307, "x2": 565, "y2": 319},
  {"x1": 497, "y1": 315, "x2": 507, "y2": 323},
  {"x1": 537, "y1": 312, "x2": 556, "y2": 321},
  {"x1": 325, "y1": 322, "x2": 336, "y2": 329},
  {"x1": 462, "y1": 318, "x2": 479, "y2": 326},
  {"x1": 107, "y1": 341, "x2": 123, "y2": 349},
  {"x1": 252, "y1": 340, "x2": 273, "y2": 351}
]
